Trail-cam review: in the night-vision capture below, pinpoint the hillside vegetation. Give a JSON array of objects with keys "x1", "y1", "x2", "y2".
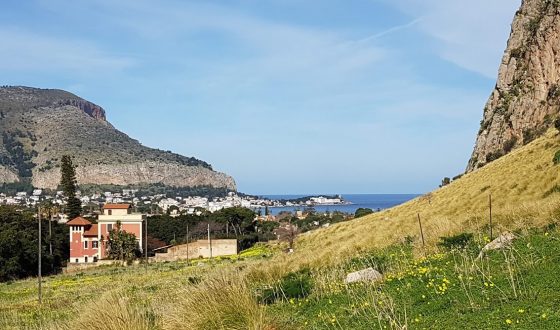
[
  {"x1": 0, "y1": 86, "x2": 235, "y2": 190},
  {"x1": 1, "y1": 129, "x2": 559, "y2": 329},
  {"x1": 279, "y1": 128, "x2": 560, "y2": 271}
]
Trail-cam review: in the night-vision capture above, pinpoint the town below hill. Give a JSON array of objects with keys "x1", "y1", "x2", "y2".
[{"x1": 0, "y1": 186, "x2": 351, "y2": 221}]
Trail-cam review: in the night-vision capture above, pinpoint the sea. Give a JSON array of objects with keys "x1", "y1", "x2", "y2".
[{"x1": 260, "y1": 194, "x2": 419, "y2": 215}]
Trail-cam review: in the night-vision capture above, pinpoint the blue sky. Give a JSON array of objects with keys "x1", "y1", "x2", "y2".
[{"x1": 0, "y1": 0, "x2": 520, "y2": 194}]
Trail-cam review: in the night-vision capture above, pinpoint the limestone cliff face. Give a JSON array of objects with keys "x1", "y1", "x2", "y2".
[
  {"x1": 0, "y1": 86, "x2": 236, "y2": 190},
  {"x1": 32, "y1": 162, "x2": 236, "y2": 190},
  {"x1": 468, "y1": 0, "x2": 560, "y2": 171},
  {"x1": 0, "y1": 165, "x2": 19, "y2": 183}
]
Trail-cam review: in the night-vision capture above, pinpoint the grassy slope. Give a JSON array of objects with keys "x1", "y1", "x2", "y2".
[
  {"x1": 270, "y1": 228, "x2": 560, "y2": 329},
  {"x1": 1, "y1": 129, "x2": 559, "y2": 329},
  {"x1": 0, "y1": 246, "x2": 273, "y2": 329},
  {"x1": 275, "y1": 129, "x2": 560, "y2": 271}
]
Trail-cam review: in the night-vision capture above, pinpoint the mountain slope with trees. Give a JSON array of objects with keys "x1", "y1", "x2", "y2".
[{"x1": 0, "y1": 86, "x2": 236, "y2": 190}]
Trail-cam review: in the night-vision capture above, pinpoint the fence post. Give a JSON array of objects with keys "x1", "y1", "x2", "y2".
[{"x1": 417, "y1": 213, "x2": 425, "y2": 248}]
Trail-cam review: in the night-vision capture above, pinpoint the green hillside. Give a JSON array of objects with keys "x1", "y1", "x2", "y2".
[{"x1": 1, "y1": 129, "x2": 559, "y2": 329}]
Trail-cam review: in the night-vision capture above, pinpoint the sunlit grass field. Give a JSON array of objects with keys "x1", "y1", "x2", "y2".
[
  {"x1": 1, "y1": 129, "x2": 559, "y2": 329},
  {"x1": 0, "y1": 245, "x2": 273, "y2": 329},
  {"x1": 269, "y1": 227, "x2": 560, "y2": 329},
  {"x1": 284, "y1": 128, "x2": 560, "y2": 270}
]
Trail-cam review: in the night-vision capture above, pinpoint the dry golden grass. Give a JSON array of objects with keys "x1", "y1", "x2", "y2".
[
  {"x1": 3, "y1": 130, "x2": 559, "y2": 330},
  {"x1": 253, "y1": 129, "x2": 560, "y2": 275},
  {"x1": 163, "y1": 270, "x2": 275, "y2": 330},
  {"x1": 57, "y1": 292, "x2": 158, "y2": 330}
]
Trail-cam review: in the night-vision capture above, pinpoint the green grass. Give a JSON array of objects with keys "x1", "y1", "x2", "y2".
[
  {"x1": 0, "y1": 256, "x2": 263, "y2": 329},
  {"x1": 268, "y1": 228, "x2": 560, "y2": 329},
  {"x1": 1, "y1": 129, "x2": 560, "y2": 329}
]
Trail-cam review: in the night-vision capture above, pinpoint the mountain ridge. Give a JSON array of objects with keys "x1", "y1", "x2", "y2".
[{"x1": 0, "y1": 86, "x2": 236, "y2": 190}]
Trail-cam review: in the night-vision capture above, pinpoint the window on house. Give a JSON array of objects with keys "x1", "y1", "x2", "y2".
[
  {"x1": 93, "y1": 256, "x2": 98, "y2": 262},
  {"x1": 84, "y1": 241, "x2": 88, "y2": 249},
  {"x1": 75, "y1": 258, "x2": 78, "y2": 263},
  {"x1": 85, "y1": 256, "x2": 88, "y2": 263},
  {"x1": 108, "y1": 210, "x2": 112, "y2": 215},
  {"x1": 92, "y1": 241, "x2": 98, "y2": 248},
  {"x1": 107, "y1": 224, "x2": 113, "y2": 232}
]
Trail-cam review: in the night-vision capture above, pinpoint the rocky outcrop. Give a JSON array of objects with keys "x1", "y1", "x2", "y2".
[
  {"x1": 477, "y1": 232, "x2": 516, "y2": 259},
  {"x1": 32, "y1": 162, "x2": 236, "y2": 190},
  {"x1": 57, "y1": 99, "x2": 107, "y2": 121},
  {"x1": 468, "y1": 0, "x2": 560, "y2": 171},
  {"x1": 0, "y1": 165, "x2": 19, "y2": 184},
  {"x1": 345, "y1": 267, "x2": 383, "y2": 284},
  {"x1": 0, "y1": 86, "x2": 236, "y2": 190}
]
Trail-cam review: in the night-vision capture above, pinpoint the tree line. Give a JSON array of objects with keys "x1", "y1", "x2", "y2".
[
  {"x1": 147, "y1": 207, "x2": 277, "y2": 252},
  {"x1": 0, "y1": 206, "x2": 69, "y2": 282}
]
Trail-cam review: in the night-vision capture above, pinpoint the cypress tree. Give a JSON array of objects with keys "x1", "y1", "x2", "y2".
[{"x1": 60, "y1": 155, "x2": 81, "y2": 219}]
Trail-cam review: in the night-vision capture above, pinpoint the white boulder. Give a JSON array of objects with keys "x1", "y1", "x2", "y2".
[
  {"x1": 477, "y1": 232, "x2": 516, "y2": 259},
  {"x1": 345, "y1": 267, "x2": 383, "y2": 284}
]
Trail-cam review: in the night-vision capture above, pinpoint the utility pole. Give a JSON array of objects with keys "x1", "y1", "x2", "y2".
[
  {"x1": 489, "y1": 193, "x2": 493, "y2": 241},
  {"x1": 186, "y1": 223, "x2": 189, "y2": 263},
  {"x1": 417, "y1": 213, "x2": 425, "y2": 248},
  {"x1": 48, "y1": 205, "x2": 53, "y2": 256},
  {"x1": 145, "y1": 216, "x2": 148, "y2": 271},
  {"x1": 38, "y1": 207, "x2": 42, "y2": 305},
  {"x1": 207, "y1": 223, "x2": 212, "y2": 258}
]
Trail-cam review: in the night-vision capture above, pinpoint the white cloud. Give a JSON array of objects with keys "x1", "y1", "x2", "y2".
[
  {"x1": 0, "y1": 28, "x2": 135, "y2": 73},
  {"x1": 387, "y1": 0, "x2": 521, "y2": 78}
]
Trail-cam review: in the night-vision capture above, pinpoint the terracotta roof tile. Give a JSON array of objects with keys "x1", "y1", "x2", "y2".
[
  {"x1": 83, "y1": 224, "x2": 98, "y2": 237},
  {"x1": 102, "y1": 203, "x2": 131, "y2": 209},
  {"x1": 66, "y1": 217, "x2": 92, "y2": 226}
]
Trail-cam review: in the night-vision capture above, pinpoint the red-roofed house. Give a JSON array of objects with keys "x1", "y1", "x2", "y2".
[
  {"x1": 66, "y1": 203, "x2": 146, "y2": 264},
  {"x1": 66, "y1": 217, "x2": 100, "y2": 263}
]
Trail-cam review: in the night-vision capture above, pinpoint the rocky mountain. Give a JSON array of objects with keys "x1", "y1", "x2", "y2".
[
  {"x1": 467, "y1": 0, "x2": 560, "y2": 171},
  {"x1": 0, "y1": 86, "x2": 236, "y2": 190}
]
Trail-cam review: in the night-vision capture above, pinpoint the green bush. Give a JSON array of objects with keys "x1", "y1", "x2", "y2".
[
  {"x1": 259, "y1": 269, "x2": 312, "y2": 304},
  {"x1": 438, "y1": 233, "x2": 474, "y2": 250},
  {"x1": 354, "y1": 208, "x2": 374, "y2": 218},
  {"x1": 347, "y1": 250, "x2": 394, "y2": 274},
  {"x1": 440, "y1": 177, "x2": 451, "y2": 187},
  {"x1": 553, "y1": 149, "x2": 560, "y2": 165}
]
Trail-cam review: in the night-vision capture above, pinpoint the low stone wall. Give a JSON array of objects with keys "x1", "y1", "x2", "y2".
[
  {"x1": 63, "y1": 260, "x2": 115, "y2": 273},
  {"x1": 152, "y1": 239, "x2": 237, "y2": 262}
]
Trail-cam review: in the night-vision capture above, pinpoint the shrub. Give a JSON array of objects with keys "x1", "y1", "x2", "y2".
[
  {"x1": 503, "y1": 136, "x2": 518, "y2": 153},
  {"x1": 553, "y1": 149, "x2": 560, "y2": 165},
  {"x1": 347, "y1": 252, "x2": 391, "y2": 274},
  {"x1": 354, "y1": 208, "x2": 374, "y2": 218},
  {"x1": 509, "y1": 46, "x2": 525, "y2": 58},
  {"x1": 452, "y1": 173, "x2": 464, "y2": 181},
  {"x1": 438, "y1": 233, "x2": 474, "y2": 250},
  {"x1": 259, "y1": 268, "x2": 312, "y2": 304},
  {"x1": 555, "y1": 118, "x2": 560, "y2": 131},
  {"x1": 485, "y1": 150, "x2": 504, "y2": 163}
]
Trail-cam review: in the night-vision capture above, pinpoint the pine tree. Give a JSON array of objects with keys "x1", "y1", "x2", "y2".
[{"x1": 60, "y1": 155, "x2": 81, "y2": 219}]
